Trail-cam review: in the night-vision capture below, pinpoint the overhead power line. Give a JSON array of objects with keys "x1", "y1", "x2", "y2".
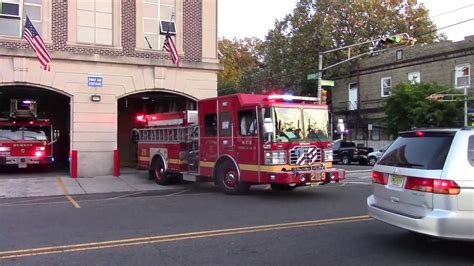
[
  {"x1": 417, "y1": 17, "x2": 474, "y2": 38},
  {"x1": 429, "y1": 3, "x2": 474, "y2": 19}
]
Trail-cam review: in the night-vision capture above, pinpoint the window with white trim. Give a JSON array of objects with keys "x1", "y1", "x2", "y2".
[
  {"x1": 0, "y1": 0, "x2": 42, "y2": 37},
  {"x1": 455, "y1": 63, "x2": 470, "y2": 89},
  {"x1": 77, "y1": 0, "x2": 113, "y2": 45},
  {"x1": 143, "y1": 0, "x2": 176, "y2": 50},
  {"x1": 408, "y1": 71, "x2": 420, "y2": 84},
  {"x1": 381, "y1": 77, "x2": 391, "y2": 97}
]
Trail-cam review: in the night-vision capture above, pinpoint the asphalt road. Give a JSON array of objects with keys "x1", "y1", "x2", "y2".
[{"x1": 0, "y1": 174, "x2": 473, "y2": 265}]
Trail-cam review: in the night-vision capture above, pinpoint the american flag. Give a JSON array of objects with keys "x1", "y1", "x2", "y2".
[
  {"x1": 163, "y1": 31, "x2": 179, "y2": 66},
  {"x1": 23, "y1": 16, "x2": 51, "y2": 71}
]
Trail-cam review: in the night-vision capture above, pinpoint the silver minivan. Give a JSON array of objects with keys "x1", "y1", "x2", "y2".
[{"x1": 367, "y1": 128, "x2": 474, "y2": 240}]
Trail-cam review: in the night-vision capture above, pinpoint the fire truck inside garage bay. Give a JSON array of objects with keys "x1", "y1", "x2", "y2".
[{"x1": 132, "y1": 93, "x2": 345, "y2": 194}]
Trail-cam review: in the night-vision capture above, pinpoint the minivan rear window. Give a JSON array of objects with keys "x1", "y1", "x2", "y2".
[{"x1": 378, "y1": 131, "x2": 455, "y2": 170}]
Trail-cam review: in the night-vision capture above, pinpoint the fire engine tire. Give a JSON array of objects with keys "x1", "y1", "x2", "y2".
[
  {"x1": 341, "y1": 154, "x2": 351, "y2": 165},
  {"x1": 151, "y1": 157, "x2": 170, "y2": 185},
  {"x1": 270, "y1": 184, "x2": 297, "y2": 191},
  {"x1": 216, "y1": 160, "x2": 249, "y2": 195}
]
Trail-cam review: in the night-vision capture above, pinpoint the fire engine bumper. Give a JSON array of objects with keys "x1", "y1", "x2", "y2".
[
  {"x1": 264, "y1": 168, "x2": 345, "y2": 185},
  {"x1": 0, "y1": 156, "x2": 54, "y2": 165}
]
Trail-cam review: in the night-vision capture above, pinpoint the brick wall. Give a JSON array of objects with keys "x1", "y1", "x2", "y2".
[{"x1": 0, "y1": 0, "x2": 203, "y2": 63}]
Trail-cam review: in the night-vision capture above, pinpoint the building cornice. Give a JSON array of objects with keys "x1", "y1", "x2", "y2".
[{"x1": 0, "y1": 47, "x2": 223, "y2": 71}]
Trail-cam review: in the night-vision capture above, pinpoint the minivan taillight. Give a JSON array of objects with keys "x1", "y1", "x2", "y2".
[
  {"x1": 372, "y1": 171, "x2": 388, "y2": 185},
  {"x1": 405, "y1": 176, "x2": 460, "y2": 195}
]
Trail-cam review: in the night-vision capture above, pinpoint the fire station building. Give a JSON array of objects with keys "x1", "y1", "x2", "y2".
[{"x1": 0, "y1": 0, "x2": 220, "y2": 177}]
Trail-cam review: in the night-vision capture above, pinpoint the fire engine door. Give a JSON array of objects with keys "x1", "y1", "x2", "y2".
[{"x1": 217, "y1": 100, "x2": 235, "y2": 158}]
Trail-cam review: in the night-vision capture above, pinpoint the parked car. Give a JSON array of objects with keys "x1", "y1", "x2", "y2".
[
  {"x1": 367, "y1": 143, "x2": 391, "y2": 166},
  {"x1": 367, "y1": 128, "x2": 474, "y2": 240},
  {"x1": 333, "y1": 140, "x2": 374, "y2": 165}
]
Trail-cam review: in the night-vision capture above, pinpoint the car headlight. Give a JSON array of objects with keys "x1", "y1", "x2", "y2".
[
  {"x1": 324, "y1": 149, "x2": 333, "y2": 162},
  {"x1": 265, "y1": 151, "x2": 286, "y2": 165}
]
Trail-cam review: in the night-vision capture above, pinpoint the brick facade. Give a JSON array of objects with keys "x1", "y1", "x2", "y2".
[
  {"x1": 331, "y1": 37, "x2": 474, "y2": 149},
  {"x1": 0, "y1": 0, "x2": 203, "y2": 62}
]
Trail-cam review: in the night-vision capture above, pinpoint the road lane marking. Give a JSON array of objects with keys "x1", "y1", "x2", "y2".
[
  {"x1": 346, "y1": 170, "x2": 373, "y2": 173},
  {"x1": 55, "y1": 176, "x2": 80, "y2": 209},
  {"x1": 0, "y1": 215, "x2": 372, "y2": 260}
]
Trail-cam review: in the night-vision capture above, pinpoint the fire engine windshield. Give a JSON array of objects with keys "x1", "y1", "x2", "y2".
[
  {"x1": 303, "y1": 108, "x2": 330, "y2": 141},
  {"x1": 0, "y1": 126, "x2": 50, "y2": 141},
  {"x1": 273, "y1": 107, "x2": 303, "y2": 142},
  {"x1": 261, "y1": 107, "x2": 330, "y2": 143}
]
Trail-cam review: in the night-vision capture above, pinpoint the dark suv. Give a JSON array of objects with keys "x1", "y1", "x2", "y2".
[{"x1": 333, "y1": 140, "x2": 373, "y2": 165}]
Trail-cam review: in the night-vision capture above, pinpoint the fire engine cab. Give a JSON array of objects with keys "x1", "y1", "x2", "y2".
[
  {"x1": 0, "y1": 99, "x2": 59, "y2": 169},
  {"x1": 133, "y1": 93, "x2": 345, "y2": 194}
]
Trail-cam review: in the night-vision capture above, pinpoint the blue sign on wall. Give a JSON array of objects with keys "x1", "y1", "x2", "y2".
[{"x1": 88, "y1": 74, "x2": 103, "y2": 87}]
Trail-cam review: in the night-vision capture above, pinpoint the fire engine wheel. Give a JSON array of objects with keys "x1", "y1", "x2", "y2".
[
  {"x1": 270, "y1": 184, "x2": 297, "y2": 191},
  {"x1": 216, "y1": 161, "x2": 249, "y2": 195},
  {"x1": 151, "y1": 158, "x2": 170, "y2": 185}
]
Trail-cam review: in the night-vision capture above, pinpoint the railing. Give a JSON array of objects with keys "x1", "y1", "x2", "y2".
[{"x1": 137, "y1": 125, "x2": 199, "y2": 143}]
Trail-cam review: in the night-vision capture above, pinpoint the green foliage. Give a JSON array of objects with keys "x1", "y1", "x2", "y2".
[
  {"x1": 217, "y1": 37, "x2": 264, "y2": 95},
  {"x1": 218, "y1": 0, "x2": 442, "y2": 96},
  {"x1": 383, "y1": 83, "x2": 464, "y2": 136}
]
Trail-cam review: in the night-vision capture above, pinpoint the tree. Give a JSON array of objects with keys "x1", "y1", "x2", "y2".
[
  {"x1": 217, "y1": 37, "x2": 263, "y2": 95},
  {"x1": 383, "y1": 83, "x2": 464, "y2": 136},
  {"x1": 256, "y1": 0, "x2": 441, "y2": 96}
]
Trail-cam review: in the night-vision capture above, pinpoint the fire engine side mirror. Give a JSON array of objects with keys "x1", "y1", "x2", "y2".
[{"x1": 263, "y1": 118, "x2": 274, "y2": 134}]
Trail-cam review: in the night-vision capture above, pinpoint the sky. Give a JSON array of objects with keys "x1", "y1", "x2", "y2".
[{"x1": 218, "y1": 0, "x2": 474, "y2": 41}]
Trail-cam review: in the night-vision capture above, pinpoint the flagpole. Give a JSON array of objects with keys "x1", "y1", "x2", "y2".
[{"x1": 19, "y1": 0, "x2": 25, "y2": 38}]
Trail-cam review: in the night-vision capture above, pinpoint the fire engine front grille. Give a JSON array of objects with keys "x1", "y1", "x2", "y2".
[{"x1": 289, "y1": 146, "x2": 321, "y2": 165}]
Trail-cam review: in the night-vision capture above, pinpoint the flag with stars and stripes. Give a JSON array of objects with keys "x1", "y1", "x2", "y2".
[
  {"x1": 23, "y1": 16, "x2": 51, "y2": 71},
  {"x1": 163, "y1": 31, "x2": 179, "y2": 67}
]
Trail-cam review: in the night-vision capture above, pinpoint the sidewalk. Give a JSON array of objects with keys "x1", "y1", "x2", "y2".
[{"x1": 0, "y1": 168, "x2": 182, "y2": 199}]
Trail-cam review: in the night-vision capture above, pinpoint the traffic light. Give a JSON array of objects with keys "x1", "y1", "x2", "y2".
[
  {"x1": 321, "y1": 89, "x2": 328, "y2": 104},
  {"x1": 376, "y1": 33, "x2": 414, "y2": 49},
  {"x1": 428, "y1": 94, "x2": 444, "y2": 102},
  {"x1": 469, "y1": 114, "x2": 474, "y2": 126}
]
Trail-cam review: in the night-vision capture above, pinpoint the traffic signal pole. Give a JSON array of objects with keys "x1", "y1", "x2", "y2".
[
  {"x1": 316, "y1": 33, "x2": 413, "y2": 103},
  {"x1": 427, "y1": 88, "x2": 469, "y2": 126}
]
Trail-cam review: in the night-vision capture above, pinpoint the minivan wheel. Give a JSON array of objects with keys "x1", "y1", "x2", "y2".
[{"x1": 368, "y1": 156, "x2": 377, "y2": 166}]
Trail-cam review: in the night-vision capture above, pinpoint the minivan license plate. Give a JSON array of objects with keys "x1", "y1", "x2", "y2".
[
  {"x1": 389, "y1": 175, "x2": 405, "y2": 188},
  {"x1": 18, "y1": 163, "x2": 27, "y2": 168}
]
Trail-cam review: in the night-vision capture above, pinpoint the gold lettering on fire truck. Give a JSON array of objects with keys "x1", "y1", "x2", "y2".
[
  {"x1": 310, "y1": 172, "x2": 317, "y2": 182},
  {"x1": 141, "y1": 148, "x2": 147, "y2": 156},
  {"x1": 13, "y1": 144, "x2": 33, "y2": 147},
  {"x1": 238, "y1": 139, "x2": 255, "y2": 150}
]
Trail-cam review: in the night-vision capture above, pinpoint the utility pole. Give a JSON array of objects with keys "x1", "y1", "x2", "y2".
[
  {"x1": 464, "y1": 85, "x2": 468, "y2": 126},
  {"x1": 317, "y1": 53, "x2": 323, "y2": 105}
]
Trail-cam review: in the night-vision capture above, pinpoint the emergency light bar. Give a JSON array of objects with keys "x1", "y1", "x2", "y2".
[{"x1": 266, "y1": 94, "x2": 319, "y2": 102}]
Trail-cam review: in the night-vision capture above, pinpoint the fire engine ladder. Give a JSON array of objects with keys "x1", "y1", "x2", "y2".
[
  {"x1": 137, "y1": 125, "x2": 200, "y2": 173},
  {"x1": 138, "y1": 125, "x2": 198, "y2": 143}
]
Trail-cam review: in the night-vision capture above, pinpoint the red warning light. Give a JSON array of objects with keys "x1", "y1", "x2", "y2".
[
  {"x1": 415, "y1": 131, "x2": 425, "y2": 137},
  {"x1": 136, "y1": 114, "x2": 145, "y2": 122}
]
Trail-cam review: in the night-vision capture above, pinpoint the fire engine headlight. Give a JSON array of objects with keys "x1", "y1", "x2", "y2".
[
  {"x1": 0, "y1": 147, "x2": 10, "y2": 152},
  {"x1": 265, "y1": 151, "x2": 286, "y2": 165},
  {"x1": 324, "y1": 149, "x2": 333, "y2": 162}
]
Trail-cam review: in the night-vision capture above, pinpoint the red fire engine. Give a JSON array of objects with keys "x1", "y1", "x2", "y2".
[
  {"x1": 0, "y1": 99, "x2": 59, "y2": 169},
  {"x1": 133, "y1": 93, "x2": 345, "y2": 194}
]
